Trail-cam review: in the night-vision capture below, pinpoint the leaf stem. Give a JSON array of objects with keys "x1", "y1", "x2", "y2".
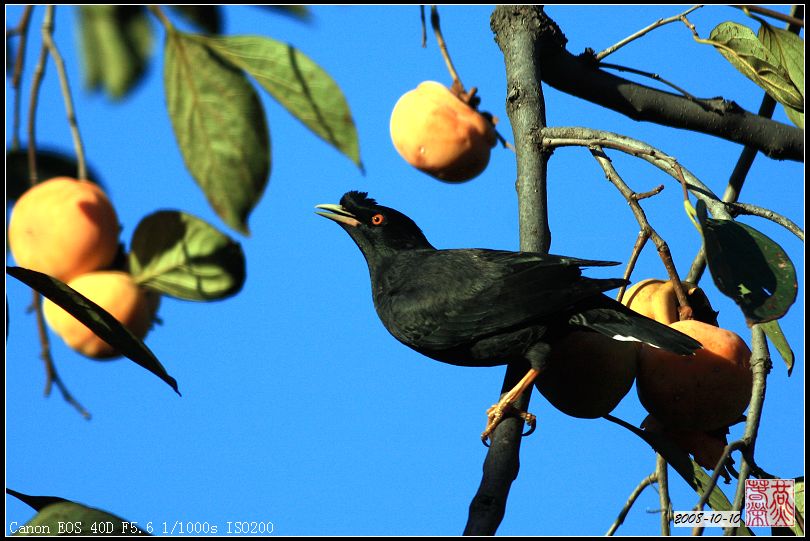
[{"x1": 148, "y1": 5, "x2": 174, "y2": 32}]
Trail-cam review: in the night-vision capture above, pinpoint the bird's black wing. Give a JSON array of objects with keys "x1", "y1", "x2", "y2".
[{"x1": 374, "y1": 248, "x2": 625, "y2": 351}]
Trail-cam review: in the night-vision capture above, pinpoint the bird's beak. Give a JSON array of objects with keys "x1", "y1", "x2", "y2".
[{"x1": 315, "y1": 203, "x2": 361, "y2": 227}]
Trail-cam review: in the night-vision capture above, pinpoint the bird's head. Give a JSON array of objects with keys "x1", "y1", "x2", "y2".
[{"x1": 316, "y1": 191, "x2": 434, "y2": 257}]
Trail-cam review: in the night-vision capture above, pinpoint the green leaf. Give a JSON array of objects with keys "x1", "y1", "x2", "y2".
[
  {"x1": 756, "y1": 19, "x2": 805, "y2": 128},
  {"x1": 7, "y1": 490, "x2": 145, "y2": 536},
  {"x1": 168, "y1": 5, "x2": 222, "y2": 34},
  {"x1": 5, "y1": 148, "x2": 102, "y2": 203},
  {"x1": 784, "y1": 105, "x2": 804, "y2": 130},
  {"x1": 201, "y1": 34, "x2": 362, "y2": 168},
  {"x1": 759, "y1": 320, "x2": 795, "y2": 375},
  {"x1": 129, "y1": 211, "x2": 246, "y2": 301},
  {"x1": 696, "y1": 200, "x2": 798, "y2": 325},
  {"x1": 757, "y1": 20, "x2": 804, "y2": 100},
  {"x1": 6, "y1": 267, "x2": 179, "y2": 394},
  {"x1": 705, "y1": 22, "x2": 803, "y2": 112},
  {"x1": 164, "y1": 31, "x2": 270, "y2": 235},
  {"x1": 78, "y1": 6, "x2": 153, "y2": 100}
]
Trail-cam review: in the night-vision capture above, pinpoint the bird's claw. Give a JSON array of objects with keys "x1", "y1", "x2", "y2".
[{"x1": 481, "y1": 404, "x2": 537, "y2": 446}]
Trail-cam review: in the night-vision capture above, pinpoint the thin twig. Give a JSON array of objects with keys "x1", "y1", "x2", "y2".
[
  {"x1": 595, "y1": 5, "x2": 703, "y2": 61},
  {"x1": 41, "y1": 5, "x2": 87, "y2": 180},
  {"x1": 734, "y1": 4, "x2": 805, "y2": 28},
  {"x1": 725, "y1": 202, "x2": 804, "y2": 241},
  {"x1": 590, "y1": 147, "x2": 693, "y2": 319},
  {"x1": 656, "y1": 454, "x2": 671, "y2": 535},
  {"x1": 21, "y1": 6, "x2": 92, "y2": 420},
  {"x1": 598, "y1": 63, "x2": 701, "y2": 103},
  {"x1": 616, "y1": 231, "x2": 650, "y2": 303},
  {"x1": 691, "y1": 440, "x2": 746, "y2": 535},
  {"x1": 726, "y1": 326, "x2": 770, "y2": 535},
  {"x1": 31, "y1": 292, "x2": 92, "y2": 419},
  {"x1": 27, "y1": 43, "x2": 48, "y2": 184},
  {"x1": 430, "y1": 6, "x2": 465, "y2": 95},
  {"x1": 606, "y1": 473, "x2": 658, "y2": 535},
  {"x1": 8, "y1": 5, "x2": 34, "y2": 150}
]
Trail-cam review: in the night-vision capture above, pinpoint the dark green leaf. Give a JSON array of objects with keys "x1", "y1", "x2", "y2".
[
  {"x1": 697, "y1": 200, "x2": 798, "y2": 324},
  {"x1": 7, "y1": 490, "x2": 146, "y2": 536},
  {"x1": 760, "y1": 320, "x2": 795, "y2": 375},
  {"x1": 6, "y1": 489, "x2": 67, "y2": 512},
  {"x1": 164, "y1": 31, "x2": 270, "y2": 235},
  {"x1": 169, "y1": 5, "x2": 222, "y2": 34},
  {"x1": 6, "y1": 148, "x2": 102, "y2": 203},
  {"x1": 705, "y1": 22, "x2": 803, "y2": 111},
  {"x1": 6, "y1": 267, "x2": 179, "y2": 394},
  {"x1": 129, "y1": 211, "x2": 246, "y2": 301},
  {"x1": 202, "y1": 34, "x2": 362, "y2": 168},
  {"x1": 78, "y1": 6, "x2": 153, "y2": 99},
  {"x1": 260, "y1": 5, "x2": 312, "y2": 22}
]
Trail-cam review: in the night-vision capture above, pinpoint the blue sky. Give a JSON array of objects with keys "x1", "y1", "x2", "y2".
[{"x1": 5, "y1": 5, "x2": 804, "y2": 536}]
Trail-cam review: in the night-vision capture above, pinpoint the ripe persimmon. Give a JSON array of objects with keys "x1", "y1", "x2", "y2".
[
  {"x1": 637, "y1": 320, "x2": 752, "y2": 431},
  {"x1": 390, "y1": 81, "x2": 497, "y2": 182},
  {"x1": 8, "y1": 177, "x2": 119, "y2": 282},
  {"x1": 43, "y1": 271, "x2": 159, "y2": 359},
  {"x1": 622, "y1": 278, "x2": 718, "y2": 326},
  {"x1": 536, "y1": 331, "x2": 640, "y2": 418}
]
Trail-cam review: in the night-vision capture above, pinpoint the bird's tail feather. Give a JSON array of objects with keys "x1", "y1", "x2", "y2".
[{"x1": 569, "y1": 298, "x2": 702, "y2": 355}]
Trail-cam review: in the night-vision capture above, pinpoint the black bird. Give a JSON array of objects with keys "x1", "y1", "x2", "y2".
[{"x1": 317, "y1": 191, "x2": 701, "y2": 442}]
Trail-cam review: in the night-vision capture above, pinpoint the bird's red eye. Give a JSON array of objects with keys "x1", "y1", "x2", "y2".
[{"x1": 371, "y1": 213, "x2": 385, "y2": 226}]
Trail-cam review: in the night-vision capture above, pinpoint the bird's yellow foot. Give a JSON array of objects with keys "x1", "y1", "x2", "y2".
[
  {"x1": 481, "y1": 367, "x2": 541, "y2": 445},
  {"x1": 481, "y1": 403, "x2": 537, "y2": 445}
]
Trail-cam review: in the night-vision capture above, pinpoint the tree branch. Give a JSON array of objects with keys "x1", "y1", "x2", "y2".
[
  {"x1": 463, "y1": 6, "x2": 551, "y2": 535},
  {"x1": 726, "y1": 325, "x2": 770, "y2": 535},
  {"x1": 656, "y1": 454, "x2": 672, "y2": 535},
  {"x1": 606, "y1": 472, "x2": 657, "y2": 535},
  {"x1": 540, "y1": 126, "x2": 731, "y2": 221},
  {"x1": 525, "y1": 9, "x2": 803, "y2": 161}
]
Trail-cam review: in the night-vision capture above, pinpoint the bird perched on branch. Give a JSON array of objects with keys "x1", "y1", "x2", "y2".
[{"x1": 316, "y1": 191, "x2": 701, "y2": 443}]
